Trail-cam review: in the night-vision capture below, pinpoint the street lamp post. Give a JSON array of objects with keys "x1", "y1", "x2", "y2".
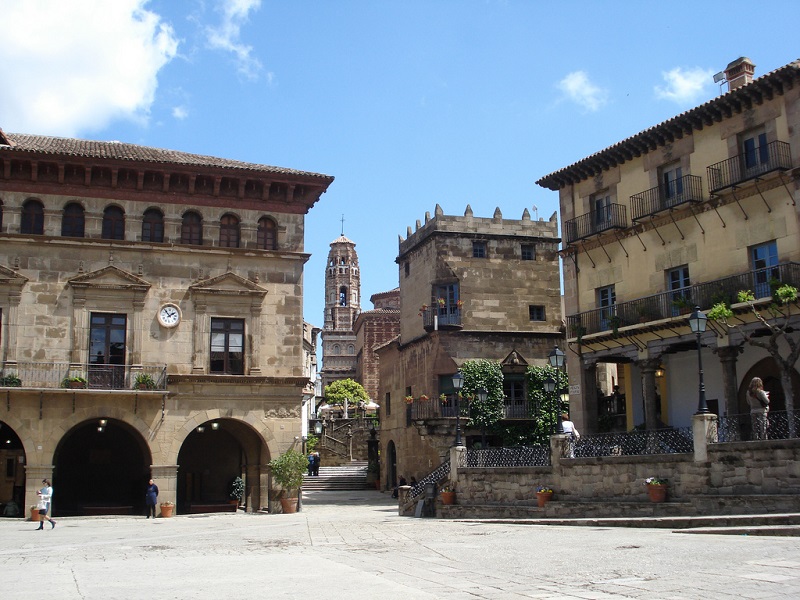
[
  {"x1": 452, "y1": 371, "x2": 464, "y2": 446},
  {"x1": 547, "y1": 346, "x2": 566, "y2": 434},
  {"x1": 688, "y1": 305, "x2": 709, "y2": 414}
]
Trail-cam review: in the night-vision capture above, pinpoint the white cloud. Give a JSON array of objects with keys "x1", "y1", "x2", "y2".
[
  {"x1": 205, "y1": 0, "x2": 262, "y2": 80},
  {"x1": 172, "y1": 106, "x2": 189, "y2": 120},
  {"x1": 0, "y1": 0, "x2": 178, "y2": 138},
  {"x1": 655, "y1": 67, "x2": 715, "y2": 104},
  {"x1": 557, "y1": 71, "x2": 608, "y2": 113}
]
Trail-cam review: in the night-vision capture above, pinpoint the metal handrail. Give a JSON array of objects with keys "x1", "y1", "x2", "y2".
[
  {"x1": 706, "y1": 140, "x2": 792, "y2": 192},
  {"x1": 564, "y1": 203, "x2": 628, "y2": 244},
  {"x1": 574, "y1": 427, "x2": 693, "y2": 457},
  {"x1": 0, "y1": 361, "x2": 167, "y2": 390},
  {"x1": 421, "y1": 306, "x2": 462, "y2": 329},
  {"x1": 630, "y1": 175, "x2": 703, "y2": 221},
  {"x1": 715, "y1": 410, "x2": 799, "y2": 442}
]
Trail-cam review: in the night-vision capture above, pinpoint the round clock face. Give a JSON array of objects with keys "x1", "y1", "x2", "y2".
[{"x1": 158, "y1": 304, "x2": 181, "y2": 328}]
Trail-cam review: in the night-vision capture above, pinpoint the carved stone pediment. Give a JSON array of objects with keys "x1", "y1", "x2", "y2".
[
  {"x1": 0, "y1": 265, "x2": 28, "y2": 288},
  {"x1": 67, "y1": 265, "x2": 151, "y2": 292},
  {"x1": 501, "y1": 349, "x2": 528, "y2": 367},
  {"x1": 189, "y1": 272, "x2": 267, "y2": 298}
]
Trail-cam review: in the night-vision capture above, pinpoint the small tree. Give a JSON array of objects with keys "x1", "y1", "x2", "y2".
[
  {"x1": 708, "y1": 284, "x2": 799, "y2": 418},
  {"x1": 323, "y1": 378, "x2": 369, "y2": 408},
  {"x1": 269, "y1": 449, "x2": 308, "y2": 499},
  {"x1": 229, "y1": 476, "x2": 244, "y2": 502}
]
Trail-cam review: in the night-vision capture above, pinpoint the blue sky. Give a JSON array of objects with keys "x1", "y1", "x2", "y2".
[{"x1": 2, "y1": 0, "x2": 798, "y2": 340}]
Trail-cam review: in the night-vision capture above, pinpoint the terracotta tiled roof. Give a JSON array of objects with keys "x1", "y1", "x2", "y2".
[
  {"x1": 536, "y1": 59, "x2": 800, "y2": 190},
  {"x1": 0, "y1": 131, "x2": 333, "y2": 181}
]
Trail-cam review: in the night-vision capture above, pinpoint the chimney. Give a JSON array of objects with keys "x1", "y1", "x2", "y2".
[{"x1": 725, "y1": 57, "x2": 756, "y2": 91}]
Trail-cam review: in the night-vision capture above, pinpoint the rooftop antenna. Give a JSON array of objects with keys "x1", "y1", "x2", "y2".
[
  {"x1": 713, "y1": 71, "x2": 726, "y2": 94},
  {"x1": 532, "y1": 205, "x2": 538, "y2": 220},
  {"x1": 340, "y1": 214, "x2": 345, "y2": 236}
]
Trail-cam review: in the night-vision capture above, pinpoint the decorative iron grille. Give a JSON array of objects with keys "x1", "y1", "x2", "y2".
[
  {"x1": 407, "y1": 460, "x2": 450, "y2": 503},
  {"x1": 464, "y1": 445, "x2": 551, "y2": 467},
  {"x1": 574, "y1": 427, "x2": 693, "y2": 457},
  {"x1": 715, "y1": 410, "x2": 799, "y2": 442}
]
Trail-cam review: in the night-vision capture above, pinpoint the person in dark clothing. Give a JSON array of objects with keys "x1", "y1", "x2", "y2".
[{"x1": 145, "y1": 479, "x2": 159, "y2": 518}]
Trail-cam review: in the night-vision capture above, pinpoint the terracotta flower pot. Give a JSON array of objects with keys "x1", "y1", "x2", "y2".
[
  {"x1": 647, "y1": 484, "x2": 667, "y2": 503},
  {"x1": 160, "y1": 504, "x2": 174, "y2": 517},
  {"x1": 30, "y1": 507, "x2": 41, "y2": 522},
  {"x1": 441, "y1": 491, "x2": 456, "y2": 505},
  {"x1": 280, "y1": 497, "x2": 298, "y2": 514},
  {"x1": 536, "y1": 491, "x2": 553, "y2": 507}
]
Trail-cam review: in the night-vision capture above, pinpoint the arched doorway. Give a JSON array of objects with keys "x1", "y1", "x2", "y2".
[
  {"x1": 387, "y1": 440, "x2": 397, "y2": 488},
  {"x1": 0, "y1": 421, "x2": 25, "y2": 517},
  {"x1": 53, "y1": 418, "x2": 151, "y2": 516},
  {"x1": 738, "y1": 358, "x2": 800, "y2": 414},
  {"x1": 177, "y1": 418, "x2": 267, "y2": 513}
]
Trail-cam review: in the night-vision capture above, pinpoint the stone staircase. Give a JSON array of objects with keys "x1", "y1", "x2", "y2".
[{"x1": 301, "y1": 461, "x2": 369, "y2": 491}]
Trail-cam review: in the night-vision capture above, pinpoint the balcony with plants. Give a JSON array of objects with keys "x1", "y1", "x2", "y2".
[
  {"x1": 420, "y1": 298, "x2": 463, "y2": 331},
  {"x1": 567, "y1": 261, "x2": 800, "y2": 338},
  {"x1": 0, "y1": 362, "x2": 168, "y2": 391}
]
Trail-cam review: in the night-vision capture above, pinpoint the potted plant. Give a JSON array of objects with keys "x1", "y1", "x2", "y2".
[
  {"x1": 269, "y1": 449, "x2": 308, "y2": 513},
  {"x1": 441, "y1": 483, "x2": 456, "y2": 505},
  {"x1": 159, "y1": 500, "x2": 174, "y2": 518},
  {"x1": 672, "y1": 295, "x2": 693, "y2": 315},
  {"x1": 644, "y1": 477, "x2": 668, "y2": 503},
  {"x1": 61, "y1": 376, "x2": 87, "y2": 389},
  {"x1": 229, "y1": 476, "x2": 245, "y2": 507},
  {"x1": 404, "y1": 395, "x2": 414, "y2": 404},
  {"x1": 536, "y1": 485, "x2": 554, "y2": 507},
  {"x1": 132, "y1": 372, "x2": 156, "y2": 390},
  {"x1": 0, "y1": 373, "x2": 22, "y2": 387}
]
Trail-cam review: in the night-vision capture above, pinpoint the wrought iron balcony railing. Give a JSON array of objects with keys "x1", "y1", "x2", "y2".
[
  {"x1": 630, "y1": 175, "x2": 704, "y2": 221},
  {"x1": 564, "y1": 203, "x2": 628, "y2": 244},
  {"x1": 567, "y1": 261, "x2": 800, "y2": 337},
  {"x1": 716, "y1": 410, "x2": 799, "y2": 442},
  {"x1": 421, "y1": 305, "x2": 462, "y2": 330},
  {"x1": 706, "y1": 140, "x2": 792, "y2": 193},
  {"x1": 0, "y1": 362, "x2": 167, "y2": 391}
]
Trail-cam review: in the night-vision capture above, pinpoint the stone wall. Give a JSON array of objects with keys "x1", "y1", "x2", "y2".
[{"x1": 452, "y1": 438, "x2": 800, "y2": 505}]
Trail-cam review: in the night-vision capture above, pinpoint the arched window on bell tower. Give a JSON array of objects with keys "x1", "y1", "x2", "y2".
[{"x1": 339, "y1": 286, "x2": 348, "y2": 306}]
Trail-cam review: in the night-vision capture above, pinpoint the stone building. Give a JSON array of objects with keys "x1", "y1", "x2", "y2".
[
  {"x1": 377, "y1": 204, "x2": 563, "y2": 488},
  {"x1": 353, "y1": 288, "x2": 400, "y2": 402},
  {"x1": 319, "y1": 235, "x2": 360, "y2": 390},
  {"x1": 0, "y1": 129, "x2": 333, "y2": 516},
  {"x1": 536, "y1": 57, "x2": 800, "y2": 436}
]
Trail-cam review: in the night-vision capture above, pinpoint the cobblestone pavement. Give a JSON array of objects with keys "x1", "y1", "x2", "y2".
[{"x1": 2, "y1": 490, "x2": 799, "y2": 600}]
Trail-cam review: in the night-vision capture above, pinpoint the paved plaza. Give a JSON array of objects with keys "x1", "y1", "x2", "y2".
[{"x1": 1, "y1": 490, "x2": 799, "y2": 600}]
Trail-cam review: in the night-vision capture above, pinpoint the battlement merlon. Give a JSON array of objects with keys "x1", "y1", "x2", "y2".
[{"x1": 397, "y1": 204, "x2": 560, "y2": 257}]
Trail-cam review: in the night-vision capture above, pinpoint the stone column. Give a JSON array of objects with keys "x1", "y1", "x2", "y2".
[
  {"x1": 692, "y1": 413, "x2": 718, "y2": 462},
  {"x1": 248, "y1": 301, "x2": 262, "y2": 375},
  {"x1": 245, "y1": 462, "x2": 261, "y2": 513},
  {"x1": 716, "y1": 345, "x2": 742, "y2": 415},
  {"x1": 192, "y1": 300, "x2": 207, "y2": 373},
  {"x1": 579, "y1": 358, "x2": 598, "y2": 435},
  {"x1": 639, "y1": 358, "x2": 660, "y2": 430},
  {"x1": 150, "y1": 464, "x2": 178, "y2": 515},
  {"x1": 3, "y1": 290, "x2": 21, "y2": 363}
]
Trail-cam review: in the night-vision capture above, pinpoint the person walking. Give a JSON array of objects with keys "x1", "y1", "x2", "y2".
[
  {"x1": 560, "y1": 413, "x2": 581, "y2": 458},
  {"x1": 746, "y1": 376, "x2": 770, "y2": 440},
  {"x1": 35, "y1": 479, "x2": 56, "y2": 530},
  {"x1": 145, "y1": 478, "x2": 159, "y2": 519}
]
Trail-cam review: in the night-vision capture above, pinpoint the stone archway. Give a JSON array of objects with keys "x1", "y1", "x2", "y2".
[
  {"x1": 176, "y1": 418, "x2": 269, "y2": 513},
  {"x1": 53, "y1": 418, "x2": 152, "y2": 517},
  {"x1": 738, "y1": 358, "x2": 800, "y2": 414},
  {"x1": 0, "y1": 421, "x2": 26, "y2": 517}
]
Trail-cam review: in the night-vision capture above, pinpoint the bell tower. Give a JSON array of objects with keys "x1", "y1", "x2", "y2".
[{"x1": 319, "y1": 234, "x2": 361, "y2": 389}]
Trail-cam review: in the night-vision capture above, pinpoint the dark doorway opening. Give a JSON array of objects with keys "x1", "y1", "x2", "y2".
[
  {"x1": 53, "y1": 419, "x2": 151, "y2": 517},
  {"x1": 0, "y1": 422, "x2": 25, "y2": 517}
]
